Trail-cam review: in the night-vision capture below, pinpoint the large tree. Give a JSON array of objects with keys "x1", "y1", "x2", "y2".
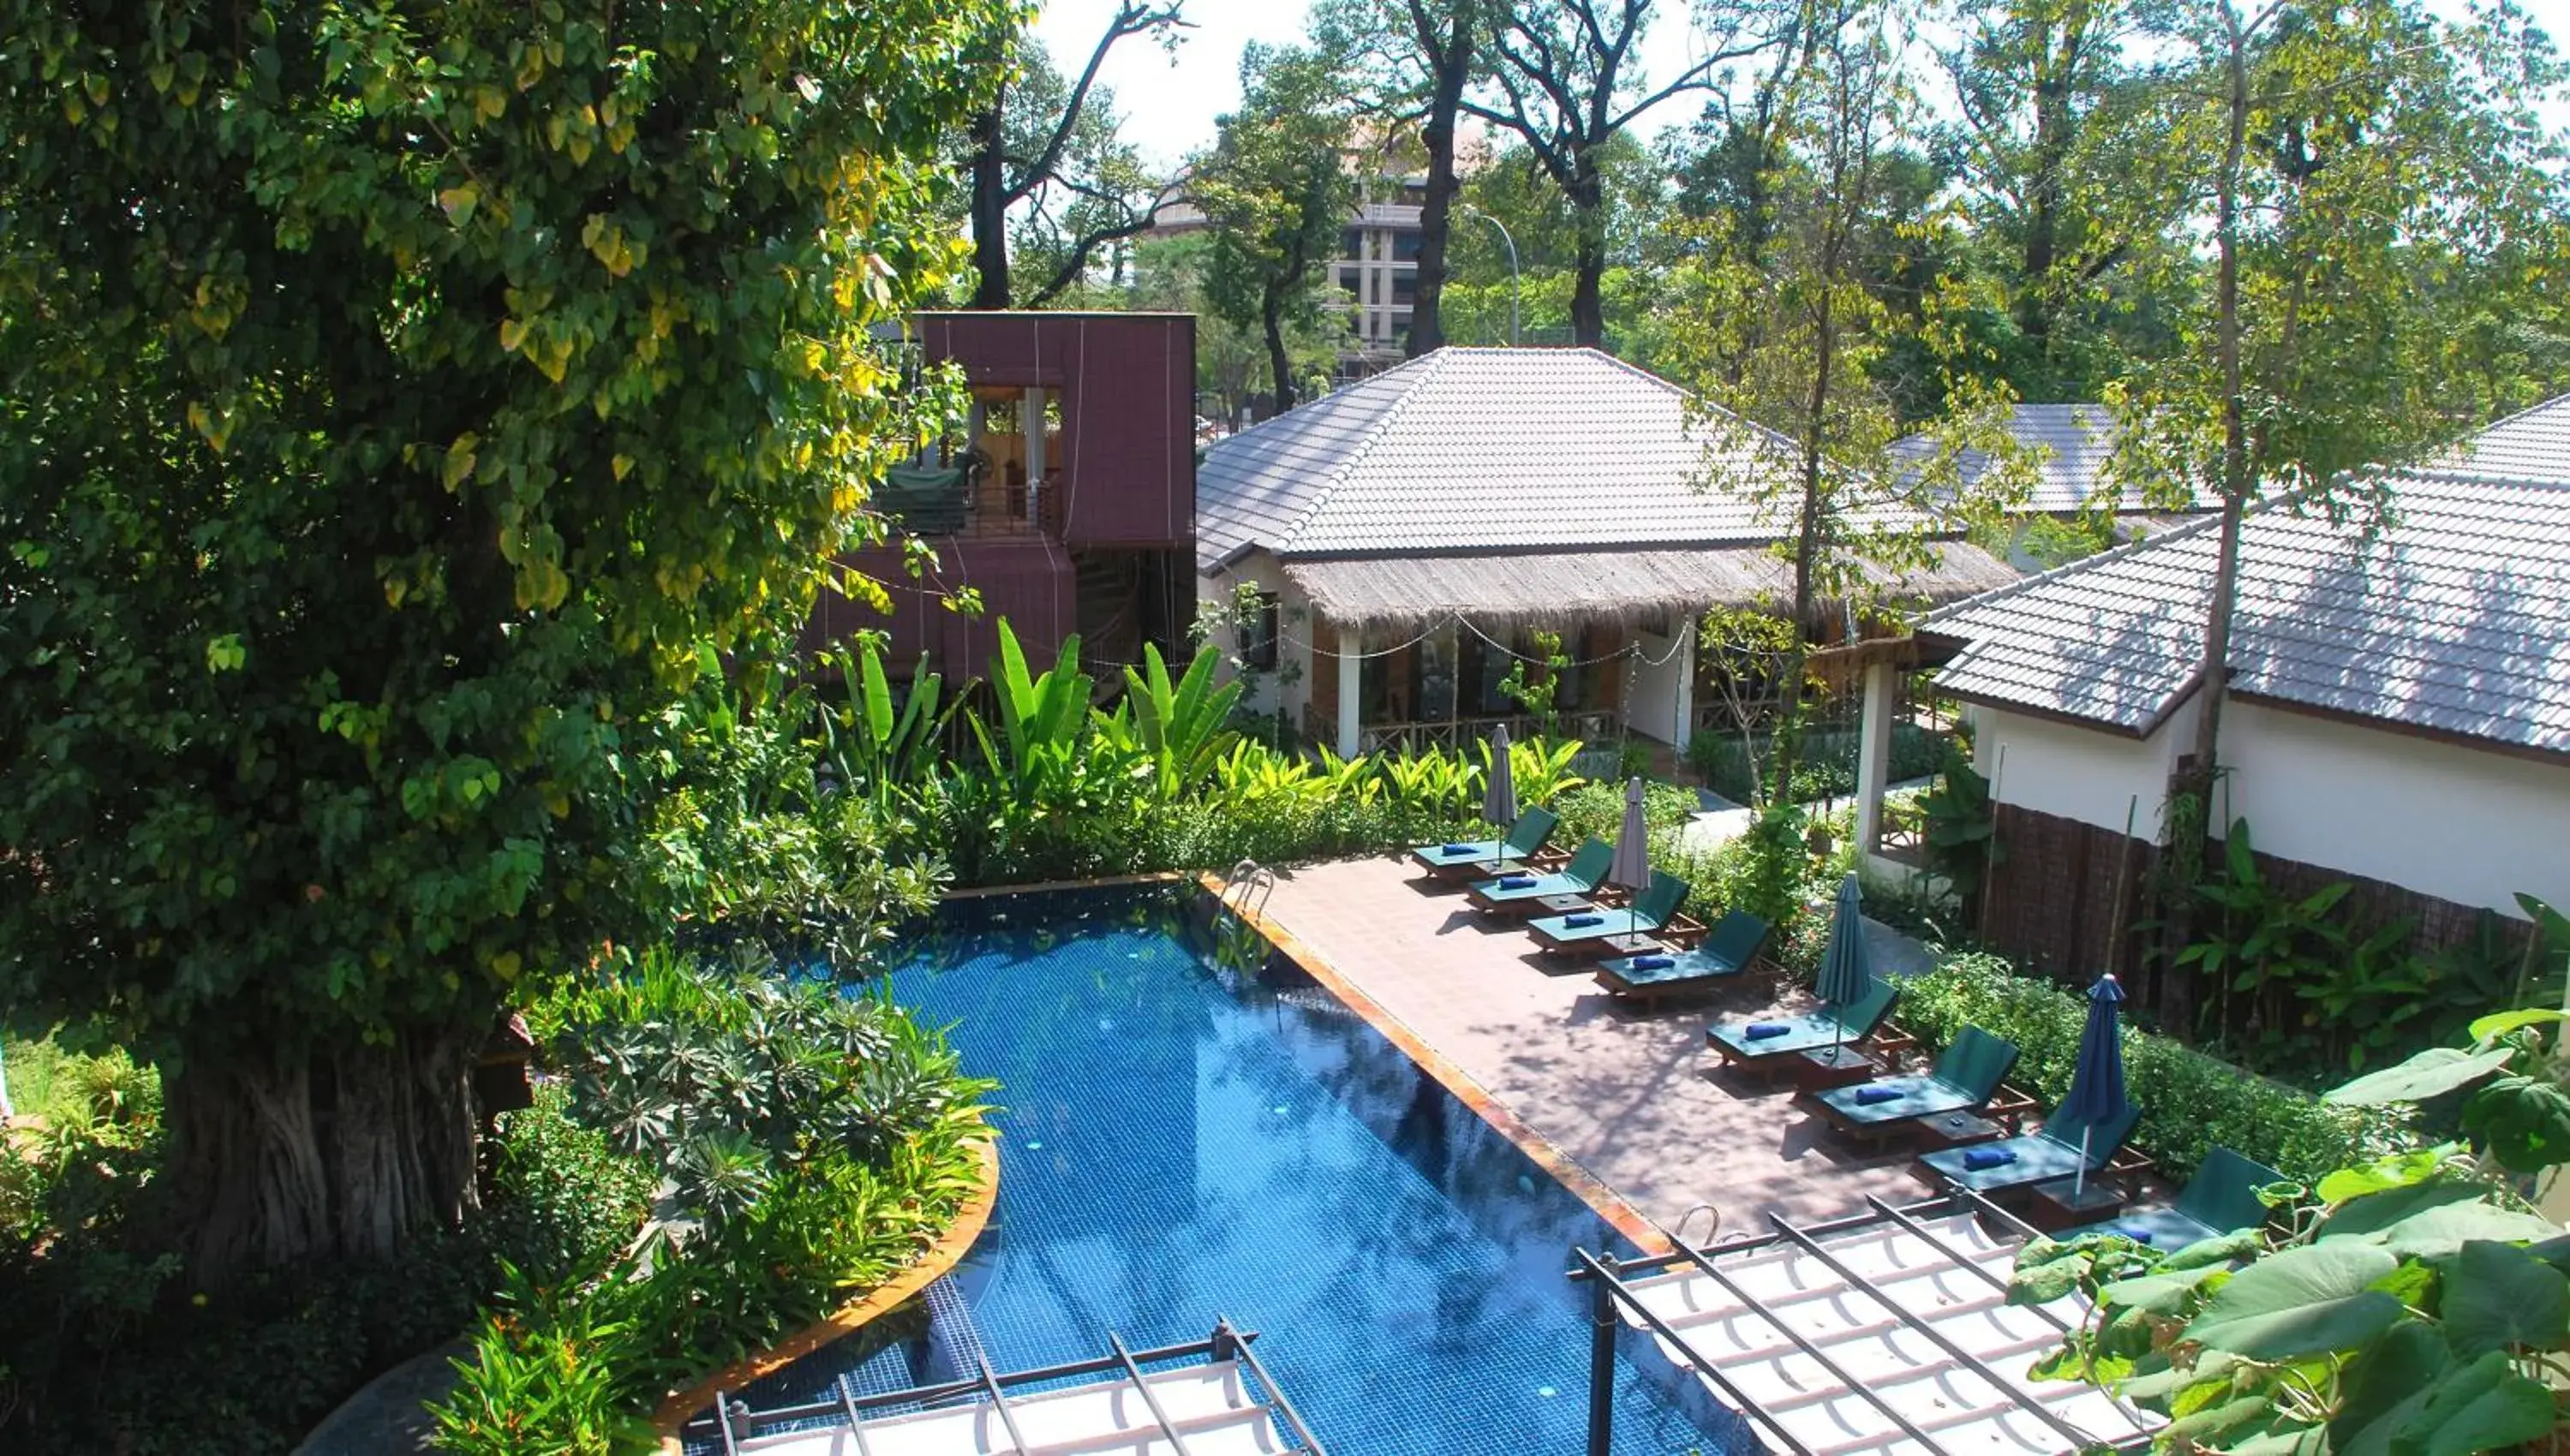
[
  {"x1": 961, "y1": 2, "x2": 1187, "y2": 309},
  {"x1": 1198, "y1": 45, "x2": 1358, "y2": 412},
  {"x1": 0, "y1": 0, "x2": 1007, "y2": 1284},
  {"x1": 1312, "y1": 0, "x2": 1485, "y2": 355},
  {"x1": 2096, "y1": 0, "x2": 2568, "y2": 798},
  {"x1": 1467, "y1": 0, "x2": 1794, "y2": 347}
]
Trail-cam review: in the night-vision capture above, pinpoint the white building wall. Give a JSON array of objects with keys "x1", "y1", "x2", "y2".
[
  {"x1": 1627, "y1": 627, "x2": 1687, "y2": 747},
  {"x1": 1198, "y1": 554, "x2": 1312, "y2": 728},
  {"x1": 2216, "y1": 701, "x2": 2570, "y2": 918},
  {"x1": 1971, "y1": 695, "x2": 2570, "y2": 920},
  {"x1": 1970, "y1": 702, "x2": 2193, "y2": 838}
]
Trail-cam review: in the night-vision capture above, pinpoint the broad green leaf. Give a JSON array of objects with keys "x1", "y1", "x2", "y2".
[
  {"x1": 2181, "y1": 1242, "x2": 2403, "y2": 1359},
  {"x1": 2327, "y1": 1046, "x2": 2516, "y2": 1107},
  {"x1": 2329, "y1": 1320, "x2": 2452, "y2": 1446},
  {"x1": 2119, "y1": 1349, "x2": 2240, "y2": 1405},
  {"x1": 2441, "y1": 1239, "x2": 2569, "y2": 1356},
  {"x1": 2316, "y1": 1144, "x2": 2465, "y2": 1204},
  {"x1": 2166, "y1": 1229, "x2": 2267, "y2": 1270},
  {"x1": 2394, "y1": 1350, "x2": 2557, "y2": 1456},
  {"x1": 2313, "y1": 1179, "x2": 2486, "y2": 1240},
  {"x1": 2101, "y1": 1261, "x2": 2231, "y2": 1316},
  {"x1": 2341, "y1": 1199, "x2": 2564, "y2": 1260},
  {"x1": 2460, "y1": 1075, "x2": 2570, "y2": 1173},
  {"x1": 2468, "y1": 1007, "x2": 2568, "y2": 1044}
]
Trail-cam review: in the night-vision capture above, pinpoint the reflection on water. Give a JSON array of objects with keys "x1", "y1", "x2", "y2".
[{"x1": 876, "y1": 886, "x2": 1746, "y2": 1456}]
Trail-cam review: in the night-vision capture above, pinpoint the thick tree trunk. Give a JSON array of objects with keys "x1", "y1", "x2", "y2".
[
  {"x1": 2015, "y1": 14, "x2": 2086, "y2": 365},
  {"x1": 966, "y1": 101, "x2": 1012, "y2": 311},
  {"x1": 164, "y1": 1022, "x2": 481, "y2": 1286},
  {"x1": 1263, "y1": 285, "x2": 1295, "y2": 412},
  {"x1": 1567, "y1": 163, "x2": 1606, "y2": 349},
  {"x1": 1406, "y1": 10, "x2": 1473, "y2": 357}
]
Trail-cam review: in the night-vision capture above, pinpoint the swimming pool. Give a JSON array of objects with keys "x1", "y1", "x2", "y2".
[{"x1": 707, "y1": 884, "x2": 1748, "y2": 1455}]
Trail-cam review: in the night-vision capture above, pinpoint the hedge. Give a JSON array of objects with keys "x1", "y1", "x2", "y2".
[{"x1": 1893, "y1": 952, "x2": 2412, "y2": 1184}]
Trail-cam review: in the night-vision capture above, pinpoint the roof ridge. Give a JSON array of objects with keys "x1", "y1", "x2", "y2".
[
  {"x1": 1270, "y1": 349, "x2": 1457, "y2": 554},
  {"x1": 1927, "y1": 501, "x2": 2236, "y2": 624}
]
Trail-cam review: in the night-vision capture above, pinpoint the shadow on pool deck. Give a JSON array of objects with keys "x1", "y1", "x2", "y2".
[{"x1": 1253, "y1": 855, "x2": 1935, "y2": 1235}]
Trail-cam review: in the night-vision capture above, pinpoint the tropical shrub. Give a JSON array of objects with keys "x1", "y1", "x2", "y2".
[
  {"x1": 1687, "y1": 721, "x2": 1949, "y2": 805},
  {"x1": 432, "y1": 954, "x2": 993, "y2": 1454},
  {"x1": 2014, "y1": 1009, "x2": 2570, "y2": 1455},
  {"x1": 1896, "y1": 952, "x2": 2399, "y2": 1183}
]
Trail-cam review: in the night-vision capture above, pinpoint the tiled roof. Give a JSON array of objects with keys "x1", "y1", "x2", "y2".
[
  {"x1": 1926, "y1": 470, "x2": 2570, "y2": 754},
  {"x1": 1195, "y1": 348, "x2": 1920, "y2": 571},
  {"x1": 2439, "y1": 392, "x2": 2570, "y2": 484},
  {"x1": 1887, "y1": 403, "x2": 2219, "y2": 514}
]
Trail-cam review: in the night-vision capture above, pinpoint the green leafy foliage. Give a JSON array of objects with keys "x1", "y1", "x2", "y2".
[
  {"x1": 1920, "y1": 741, "x2": 2001, "y2": 911},
  {"x1": 2016, "y1": 1005, "x2": 2570, "y2": 1454},
  {"x1": 1898, "y1": 952, "x2": 2397, "y2": 1183},
  {"x1": 0, "y1": 0, "x2": 1015, "y2": 1286},
  {"x1": 434, "y1": 956, "x2": 992, "y2": 1453}
]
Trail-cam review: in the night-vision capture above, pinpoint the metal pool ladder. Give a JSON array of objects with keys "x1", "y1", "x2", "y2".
[{"x1": 1223, "y1": 859, "x2": 1277, "y2": 918}]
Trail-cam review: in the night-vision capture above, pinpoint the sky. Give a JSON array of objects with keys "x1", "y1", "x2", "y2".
[
  {"x1": 1029, "y1": 0, "x2": 2570, "y2": 170},
  {"x1": 1026, "y1": 0, "x2": 1726, "y2": 169}
]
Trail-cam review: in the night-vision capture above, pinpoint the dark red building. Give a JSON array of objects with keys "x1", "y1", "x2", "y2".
[{"x1": 808, "y1": 312, "x2": 1197, "y2": 680}]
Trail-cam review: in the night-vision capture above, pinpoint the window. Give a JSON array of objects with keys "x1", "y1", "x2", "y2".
[
  {"x1": 1340, "y1": 228, "x2": 1365, "y2": 260},
  {"x1": 1238, "y1": 593, "x2": 1280, "y2": 671},
  {"x1": 1390, "y1": 273, "x2": 1418, "y2": 304},
  {"x1": 1391, "y1": 230, "x2": 1424, "y2": 262}
]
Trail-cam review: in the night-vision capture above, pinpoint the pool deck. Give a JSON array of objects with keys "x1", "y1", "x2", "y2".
[{"x1": 1248, "y1": 855, "x2": 1935, "y2": 1238}]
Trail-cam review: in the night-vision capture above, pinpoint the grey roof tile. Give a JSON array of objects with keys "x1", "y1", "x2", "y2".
[
  {"x1": 2438, "y1": 394, "x2": 2570, "y2": 484},
  {"x1": 1927, "y1": 443, "x2": 2570, "y2": 755},
  {"x1": 1194, "y1": 347, "x2": 1925, "y2": 571},
  {"x1": 1888, "y1": 403, "x2": 2220, "y2": 514}
]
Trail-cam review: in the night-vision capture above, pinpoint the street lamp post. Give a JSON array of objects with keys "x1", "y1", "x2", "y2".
[{"x1": 1461, "y1": 206, "x2": 1520, "y2": 348}]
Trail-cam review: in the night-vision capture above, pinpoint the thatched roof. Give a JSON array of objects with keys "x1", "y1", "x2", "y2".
[{"x1": 1270, "y1": 542, "x2": 2023, "y2": 632}]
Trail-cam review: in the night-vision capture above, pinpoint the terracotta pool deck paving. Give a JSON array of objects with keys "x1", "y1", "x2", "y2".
[{"x1": 1252, "y1": 855, "x2": 1934, "y2": 1238}]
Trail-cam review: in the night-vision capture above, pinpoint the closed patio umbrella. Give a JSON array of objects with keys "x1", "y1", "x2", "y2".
[
  {"x1": 1482, "y1": 724, "x2": 1518, "y2": 830},
  {"x1": 1814, "y1": 873, "x2": 1872, "y2": 1065},
  {"x1": 1607, "y1": 777, "x2": 1651, "y2": 934},
  {"x1": 2065, "y1": 975, "x2": 2131, "y2": 1197}
]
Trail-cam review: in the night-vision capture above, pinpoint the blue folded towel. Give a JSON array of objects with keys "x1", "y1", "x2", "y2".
[
  {"x1": 1854, "y1": 1086, "x2": 1903, "y2": 1105},
  {"x1": 1564, "y1": 913, "x2": 1603, "y2": 928},
  {"x1": 1963, "y1": 1147, "x2": 2017, "y2": 1170},
  {"x1": 1497, "y1": 874, "x2": 1536, "y2": 888},
  {"x1": 1744, "y1": 1022, "x2": 1791, "y2": 1040},
  {"x1": 1441, "y1": 843, "x2": 1476, "y2": 855},
  {"x1": 1629, "y1": 955, "x2": 1675, "y2": 971}
]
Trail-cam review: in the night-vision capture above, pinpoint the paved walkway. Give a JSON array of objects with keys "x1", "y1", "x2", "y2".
[{"x1": 1253, "y1": 856, "x2": 1939, "y2": 1238}]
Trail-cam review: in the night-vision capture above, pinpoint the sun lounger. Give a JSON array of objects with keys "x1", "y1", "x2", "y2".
[
  {"x1": 1527, "y1": 871, "x2": 1689, "y2": 957},
  {"x1": 1593, "y1": 910, "x2": 1772, "y2": 1007},
  {"x1": 1802, "y1": 1027, "x2": 2020, "y2": 1142},
  {"x1": 2086, "y1": 1147, "x2": 2286, "y2": 1250},
  {"x1": 1916, "y1": 1099, "x2": 2143, "y2": 1195},
  {"x1": 1467, "y1": 839, "x2": 1614, "y2": 914},
  {"x1": 1408, "y1": 806, "x2": 1559, "y2": 881},
  {"x1": 1705, "y1": 981, "x2": 1901, "y2": 1073}
]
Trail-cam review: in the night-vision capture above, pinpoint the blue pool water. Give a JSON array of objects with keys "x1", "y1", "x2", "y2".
[{"x1": 714, "y1": 886, "x2": 1748, "y2": 1455}]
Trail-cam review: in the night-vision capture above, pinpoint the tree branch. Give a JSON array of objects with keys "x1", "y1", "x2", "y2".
[{"x1": 1004, "y1": 3, "x2": 1191, "y2": 207}]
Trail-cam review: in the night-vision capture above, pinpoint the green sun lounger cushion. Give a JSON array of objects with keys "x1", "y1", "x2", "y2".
[
  {"x1": 1469, "y1": 840, "x2": 1613, "y2": 907},
  {"x1": 2100, "y1": 1147, "x2": 2286, "y2": 1248},
  {"x1": 1917, "y1": 1100, "x2": 2142, "y2": 1192},
  {"x1": 1594, "y1": 913, "x2": 1771, "y2": 1000},
  {"x1": 1409, "y1": 807, "x2": 1559, "y2": 874},
  {"x1": 1814, "y1": 1026, "x2": 2019, "y2": 1126},
  {"x1": 1706, "y1": 980, "x2": 1900, "y2": 1061},
  {"x1": 1528, "y1": 871, "x2": 1689, "y2": 946}
]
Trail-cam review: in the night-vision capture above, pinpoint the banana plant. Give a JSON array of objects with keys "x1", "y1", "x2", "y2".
[
  {"x1": 1211, "y1": 739, "x2": 1320, "y2": 809},
  {"x1": 1497, "y1": 734, "x2": 1588, "y2": 807},
  {"x1": 817, "y1": 637, "x2": 953, "y2": 803},
  {"x1": 1111, "y1": 641, "x2": 1242, "y2": 799},
  {"x1": 1378, "y1": 745, "x2": 1480, "y2": 815},
  {"x1": 967, "y1": 618, "x2": 1092, "y2": 809}
]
